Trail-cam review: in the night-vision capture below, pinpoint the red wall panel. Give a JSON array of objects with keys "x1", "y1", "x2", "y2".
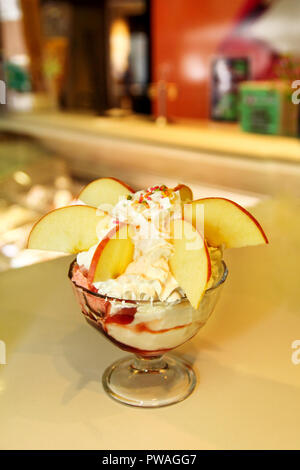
[{"x1": 151, "y1": 0, "x2": 253, "y2": 119}]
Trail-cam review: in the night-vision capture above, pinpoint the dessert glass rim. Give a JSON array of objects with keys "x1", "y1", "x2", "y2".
[{"x1": 68, "y1": 259, "x2": 228, "y2": 306}]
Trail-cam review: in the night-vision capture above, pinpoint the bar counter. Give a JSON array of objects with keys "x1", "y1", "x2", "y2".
[
  {"x1": 1, "y1": 199, "x2": 299, "y2": 450},
  {"x1": 0, "y1": 111, "x2": 299, "y2": 162},
  {"x1": 1, "y1": 112, "x2": 300, "y2": 198}
]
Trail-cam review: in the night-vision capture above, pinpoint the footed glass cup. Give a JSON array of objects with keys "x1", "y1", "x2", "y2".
[{"x1": 69, "y1": 261, "x2": 228, "y2": 408}]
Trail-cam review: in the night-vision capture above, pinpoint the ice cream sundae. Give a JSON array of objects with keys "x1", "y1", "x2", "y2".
[{"x1": 28, "y1": 177, "x2": 268, "y2": 407}]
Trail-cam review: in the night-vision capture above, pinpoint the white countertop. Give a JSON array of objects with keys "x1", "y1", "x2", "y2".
[{"x1": 0, "y1": 198, "x2": 300, "y2": 450}]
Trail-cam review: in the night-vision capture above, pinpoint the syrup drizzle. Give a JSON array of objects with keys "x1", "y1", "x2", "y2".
[{"x1": 71, "y1": 262, "x2": 194, "y2": 356}]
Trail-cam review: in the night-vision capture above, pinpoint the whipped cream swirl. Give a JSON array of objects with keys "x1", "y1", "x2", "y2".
[{"x1": 77, "y1": 186, "x2": 221, "y2": 302}]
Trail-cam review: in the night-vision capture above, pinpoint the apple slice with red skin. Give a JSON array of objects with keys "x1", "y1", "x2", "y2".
[
  {"x1": 184, "y1": 197, "x2": 268, "y2": 248},
  {"x1": 78, "y1": 177, "x2": 134, "y2": 209},
  {"x1": 173, "y1": 184, "x2": 193, "y2": 202},
  {"x1": 169, "y1": 219, "x2": 211, "y2": 310},
  {"x1": 28, "y1": 205, "x2": 106, "y2": 254},
  {"x1": 88, "y1": 223, "x2": 134, "y2": 283}
]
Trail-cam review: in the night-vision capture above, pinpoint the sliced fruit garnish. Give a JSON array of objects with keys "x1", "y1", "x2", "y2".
[
  {"x1": 78, "y1": 177, "x2": 134, "y2": 209},
  {"x1": 88, "y1": 223, "x2": 134, "y2": 283},
  {"x1": 184, "y1": 197, "x2": 268, "y2": 248},
  {"x1": 169, "y1": 219, "x2": 211, "y2": 309},
  {"x1": 28, "y1": 205, "x2": 104, "y2": 253},
  {"x1": 173, "y1": 184, "x2": 193, "y2": 202}
]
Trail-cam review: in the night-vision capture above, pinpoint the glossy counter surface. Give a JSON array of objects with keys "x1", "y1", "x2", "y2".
[{"x1": 0, "y1": 199, "x2": 299, "y2": 450}]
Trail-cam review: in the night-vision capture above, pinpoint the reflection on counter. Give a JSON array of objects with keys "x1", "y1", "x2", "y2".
[{"x1": 0, "y1": 136, "x2": 78, "y2": 271}]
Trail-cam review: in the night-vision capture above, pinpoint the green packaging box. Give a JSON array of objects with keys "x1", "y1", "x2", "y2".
[{"x1": 240, "y1": 81, "x2": 298, "y2": 136}]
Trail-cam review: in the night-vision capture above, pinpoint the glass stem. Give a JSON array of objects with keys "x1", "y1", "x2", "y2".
[{"x1": 132, "y1": 354, "x2": 168, "y2": 373}]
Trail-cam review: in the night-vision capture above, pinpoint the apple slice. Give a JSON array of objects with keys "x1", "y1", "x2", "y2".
[
  {"x1": 28, "y1": 205, "x2": 106, "y2": 253},
  {"x1": 169, "y1": 219, "x2": 211, "y2": 309},
  {"x1": 78, "y1": 177, "x2": 134, "y2": 209},
  {"x1": 88, "y1": 223, "x2": 134, "y2": 283},
  {"x1": 185, "y1": 197, "x2": 268, "y2": 248},
  {"x1": 173, "y1": 184, "x2": 193, "y2": 202}
]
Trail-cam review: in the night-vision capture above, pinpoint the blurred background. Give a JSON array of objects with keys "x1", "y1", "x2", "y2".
[{"x1": 0, "y1": 0, "x2": 300, "y2": 271}]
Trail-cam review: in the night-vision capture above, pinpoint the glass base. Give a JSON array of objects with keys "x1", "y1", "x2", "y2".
[{"x1": 102, "y1": 354, "x2": 196, "y2": 408}]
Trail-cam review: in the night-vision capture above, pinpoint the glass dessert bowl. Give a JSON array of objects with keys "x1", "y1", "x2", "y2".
[
  {"x1": 28, "y1": 177, "x2": 267, "y2": 408},
  {"x1": 69, "y1": 259, "x2": 228, "y2": 408}
]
